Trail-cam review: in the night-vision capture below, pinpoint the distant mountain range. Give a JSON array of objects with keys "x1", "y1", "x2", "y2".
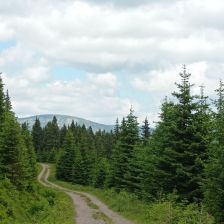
[{"x1": 18, "y1": 114, "x2": 114, "y2": 132}]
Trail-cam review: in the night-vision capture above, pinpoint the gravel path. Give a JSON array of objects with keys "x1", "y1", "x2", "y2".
[{"x1": 38, "y1": 164, "x2": 133, "y2": 224}]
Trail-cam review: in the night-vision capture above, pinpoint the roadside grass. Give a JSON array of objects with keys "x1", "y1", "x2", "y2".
[
  {"x1": 48, "y1": 164, "x2": 214, "y2": 224},
  {"x1": 28, "y1": 185, "x2": 74, "y2": 224},
  {"x1": 0, "y1": 178, "x2": 74, "y2": 224},
  {"x1": 36, "y1": 164, "x2": 75, "y2": 224}
]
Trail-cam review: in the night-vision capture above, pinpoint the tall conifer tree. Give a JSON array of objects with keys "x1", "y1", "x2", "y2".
[
  {"x1": 56, "y1": 130, "x2": 76, "y2": 181},
  {"x1": 141, "y1": 117, "x2": 150, "y2": 146},
  {"x1": 204, "y1": 80, "x2": 224, "y2": 222}
]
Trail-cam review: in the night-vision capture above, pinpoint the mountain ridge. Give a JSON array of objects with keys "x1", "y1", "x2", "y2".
[{"x1": 18, "y1": 114, "x2": 114, "y2": 132}]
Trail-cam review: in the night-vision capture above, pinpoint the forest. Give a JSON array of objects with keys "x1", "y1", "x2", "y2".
[
  {"x1": 32, "y1": 68, "x2": 224, "y2": 223},
  {"x1": 1, "y1": 67, "x2": 224, "y2": 223},
  {"x1": 0, "y1": 75, "x2": 74, "y2": 223}
]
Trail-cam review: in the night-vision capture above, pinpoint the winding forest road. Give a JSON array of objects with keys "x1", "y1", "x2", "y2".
[{"x1": 38, "y1": 164, "x2": 133, "y2": 224}]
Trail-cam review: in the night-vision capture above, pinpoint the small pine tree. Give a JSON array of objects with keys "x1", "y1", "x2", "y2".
[
  {"x1": 141, "y1": 117, "x2": 150, "y2": 146},
  {"x1": 93, "y1": 158, "x2": 110, "y2": 188},
  {"x1": 21, "y1": 123, "x2": 37, "y2": 180},
  {"x1": 32, "y1": 118, "x2": 43, "y2": 161},
  {"x1": 59, "y1": 124, "x2": 67, "y2": 148},
  {"x1": 110, "y1": 108, "x2": 140, "y2": 191},
  {"x1": 114, "y1": 118, "x2": 120, "y2": 140},
  {"x1": 0, "y1": 74, "x2": 5, "y2": 126},
  {"x1": 56, "y1": 130, "x2": 76, "y2": 182},
  {"x1": 5, "y1": 90, "x2": 12, "y2": 113}
]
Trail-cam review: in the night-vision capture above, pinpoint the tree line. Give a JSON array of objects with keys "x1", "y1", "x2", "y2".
[
  {"x1": 34, "y1": 68, "x2": 221, "y2": 223},
  {"x1": 1, "y1": 67, "x2": 223, "y2": 222}
]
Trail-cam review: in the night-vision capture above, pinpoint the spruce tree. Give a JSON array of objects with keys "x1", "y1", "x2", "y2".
[
  {"x1": 114, "y1": 118, "x2": 120, "y2": 140},
  {"x1": 56, "y1": 130, "x2": 76, "y2": 182},
  {"x1": 204, "y1": 80, "x2": 224, "y2": 222},
  {"x1": 110, "y1": 108, "x2": 140, "y2": 191},
  {"x1": 0, "y1": 76, "x2": 36, "y2": 190},
  {"x1": 0, "y1": 113, "x2": 30, "y2": 188},
  {"x1": 42, "y1": 116, "x2": 60, "y2": 162},
  {"x1": 72, "y1": 146, "x2": 85, "y2": 185},
  {"x1": 145, "y1": 67, "x2": 208, "y2": 201},
  {"x1": 32, "y1": 118, "x2": 43, "y2": 161},
  {"x1": 21, "y1": 123, "x2": 37, "y2": 180},
  {"x1": 59, "y1": 124, "x2": 67, "y2": 148},
  {"x1": 0, "y1": 74, "x2": 5, "y2": 126},
  {"x1": 141, "y1": 117, "x2": 150, "y2": 146},
  {"x1": 5, "y1": 90, "x2": 12, "y2": 113},
  {"x1": 93, "y1": 158, "x2": 110, "y2": 188}
]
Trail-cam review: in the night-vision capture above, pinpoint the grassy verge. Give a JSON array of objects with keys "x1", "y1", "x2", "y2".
[
  {"x1": 0, "y1": 166, "x2": 74, "y2": 224},
  {"x1": 49, "y1": 164, "x2": 214, "y2": 224}
]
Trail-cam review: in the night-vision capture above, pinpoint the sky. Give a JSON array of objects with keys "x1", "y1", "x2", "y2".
[{"x1": 0, "y1": 0, "x2": 224, "y2": 125}]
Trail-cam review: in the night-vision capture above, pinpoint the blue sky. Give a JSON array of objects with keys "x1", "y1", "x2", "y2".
[
  {"x1": 0, "y1": 40, "x2": 16, "y2": 52},
  {"x1": 0, "y1": 0, "x2": 224, "y2": 124}
]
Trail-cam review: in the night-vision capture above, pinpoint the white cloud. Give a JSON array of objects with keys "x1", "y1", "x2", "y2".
[
  {"x1": 132, "y1": 62, "x2": 222, "y2": 98},
  {"x1": 1, "y1": 0, "x2": 224, "y2": 72},
  {"x1": 88, "y1": 73, "x2": 117, "y2": 88},
  {"x1": 3, "y1": 72, "x2": 135, "y2": 124},
  {"x1": 22, "y1": 66, "x2": 51, "y2": 83},
  {"x1": 1, "y1": 0, "x2": 224, "y2": 124}
]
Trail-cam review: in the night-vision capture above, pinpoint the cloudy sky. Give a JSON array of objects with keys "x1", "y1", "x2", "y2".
[{"x1": 0, "y1": 0, "x2": 224, "y2": 124}]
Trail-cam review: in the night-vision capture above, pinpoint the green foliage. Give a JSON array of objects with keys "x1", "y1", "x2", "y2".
[
  {"x1": 141, "y1": 117, "x2": 151, "y2": 146},
  {"x1": 203, "y1": 80, "x2": 224, "y2": 223},
  {"x1": 21, "y1": 123, "x2": 37, "y2": 181},
  {"x1": 56, "y1": 130, "x2": 76, "y2": 181},
  {"x1": 28, "y1": 69, "x2": 224, "y2": 223},
  {"x1": 142, "y1": 68, "x2": 211, "y2": 202},
  {"x1": 49, "y1": 166, "x2": 214, "y2": 224},
  {"x1": 110, "y1": 108, "x2": 140, "y2": 192},
  {"x1": 32, "y1": 118, "x2": 44, "y2": 161},
  {"x1": 0, "y1": 74, "x2": 5, "y2": 125},
  {"x1": 0, "y1": 179, "x2": 73, "y2": 224},
  {"x1": 0, "y1": 113, "x2": 32, "y2": 188},
  {"x1": 42, "y1": 116, "x2": 60, "y2": 162},
  {"x1": 93, "y1": 158, "x2": 110, "y2": 188},
  {"x1": 0, "y1": 75, "x2": 73, "y2": 224}
]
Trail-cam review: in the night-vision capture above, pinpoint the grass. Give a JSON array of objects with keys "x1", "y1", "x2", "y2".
[
  {"x1": 48, "y1": 164, "x2": 151, "y2": 223},
  {"x1": 35, "y1": 186, "x2": 75, "y2": 224},
  {"x1": 0, "y1": 165, "x2": 74, "y2": 224},
  {"x1": 48, "y1": 164, "x2": 215, "y2": 224}
]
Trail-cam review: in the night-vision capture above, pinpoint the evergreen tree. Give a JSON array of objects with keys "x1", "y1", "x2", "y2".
[
  {"x1": 59, "y1": 124, "x2": 67, "y2": 147},
  {"x1": 93, "y1": 158, "x2": 110, "y2": 188},
  {"x1": 141, "y1": 117, "x2": 150, "y2": 146},
  {"x1": 5, "y1": 90, "x2": 12, "y2": 113},
  {"x1": 72, "y1": 146, "x2": 85, "y2": 185},
  {"x1": 114, "y1": 118, "x2": 120, "y2": 140},
  {"x1": 192, "y1": 85, "x2": 211, "y2": 199},
  {"x1": 78, "y1": 128, "x2": 95, "y2": 185},
  {"x1": 0, "y1": 74, "x2": 5, "y2": 125},
  {"x1": 145, "y1": 67, "x2": 208, "y2": 201},
  {"x1": 0, "y1": 76, "x2": 36, "y2": 192},
  {"x1": 56, "y1": 130, "x2": 76, "y2": 182},
  {"x1": 0, "y1": 113, "x2": 30, "y2": 188},
  {"x1": 42, "y1": 116, "x2": 60, "y2": 162},
  {"x1": 32, "y1": 118, "x2": 43, "y2": 161},
  {"x1": 21, "y1": 123, "x2": 37, "y2": 180},
  {"x1": 110, "y1": 108, "x2": 140, "y2": 191},
  {"x1": 204, "y1": 80, "x2": 224, "y2": 222}
]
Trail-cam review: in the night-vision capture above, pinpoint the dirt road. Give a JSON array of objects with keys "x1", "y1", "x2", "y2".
[{"x1": 38, "y1": 164, "x2": 133, "y2": 224}]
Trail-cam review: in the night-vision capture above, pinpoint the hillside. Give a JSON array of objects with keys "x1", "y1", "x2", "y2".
[{"x1": 18, "y1": 114, "x2": 114, "y2": 132}]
